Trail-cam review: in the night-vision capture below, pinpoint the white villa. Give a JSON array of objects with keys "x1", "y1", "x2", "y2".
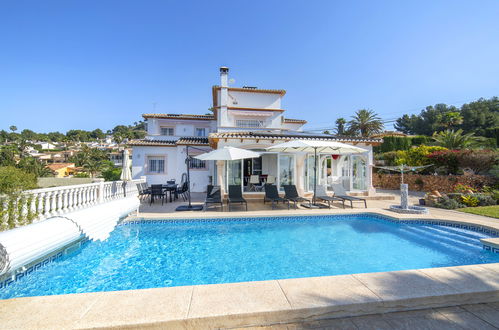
[{"x1": 130, "y1": 67, "x2": 381, "y2": 195}]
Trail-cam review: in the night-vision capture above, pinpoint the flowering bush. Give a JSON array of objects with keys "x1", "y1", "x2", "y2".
[
  {"x1": 453, "y1": 183, "x2": 475, "y2": 193},
  {"x1": 427, "y1": 149, "x2": 498, "y2": 175},
  {"x1": 427, "y1": 149, "x2": 460, "y2": 174},
  {"x1": 461, "y1": 195, "x2": 479, "y2": 207}
]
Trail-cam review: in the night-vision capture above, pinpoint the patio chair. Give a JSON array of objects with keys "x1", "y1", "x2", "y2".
[
  {"x1": 227, "y1": 185, "x2": 248, "y2": 211},
  {"x1": 331, "y1": 184, "x2": 367, "y2": 208},
  {"x1": 176, "y1": 181, "x2": 189, "y2": 201},
  {"x1": 283, "y1": 185, "x2": 311, "y2": 209},
  {"x1": 137, "y1": 182, "x2": 150, "y2": 200},
  {"x1": 316, "y1": 185, "x2": 345, "y2": 209},
  {"x1": 150, "y1": 184, "x2": 166, "y2": 205},
  {"x1": 204, "y1": 185, "x2": 223, "y2": 211},
  {"x1": 264, "y1": 184, "x2": 289, "y2": 210},
  {"x1": 247, "y1": 175, "x2": 263, "y2": 192},
  {"x1": 266, "y1": 175, "x2": 276, "y2": 184}
]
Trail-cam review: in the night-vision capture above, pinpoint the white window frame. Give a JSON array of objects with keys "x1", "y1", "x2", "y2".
[
  {"x1": 195, "y1": 127, "x2": 207, "y2": 137},
  {"x1": 189, "y1": 157, "x2": 207, "y2": 170},
  {"x1": 160, "y1": 127, "x2": 175, "y2": 136},
  {"x1": 146, "y1": 155, "x2": 167, "y2": 175},
  {"x1": 235, "y1": 119, "x2": 264, "y2": 128}
]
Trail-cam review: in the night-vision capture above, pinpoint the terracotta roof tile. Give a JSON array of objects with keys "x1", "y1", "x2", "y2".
[
  {"x1": 208, "y1": 131, "x2": 382, "y2": 144},
  {"x1": 142, "y1": 114, "x2": 215, "y2": 120},
  {"x1": 128, "y1": 137, "x2": 209, "y2": 147},
  {"x1": 283, "y1": 118, "x2": 307, "y2": 124},
  {"x1": 47, "y1": 163, "x2": 75, "y2": 171}
]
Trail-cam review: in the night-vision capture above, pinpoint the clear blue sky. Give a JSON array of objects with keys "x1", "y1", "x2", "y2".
[{"x1": 1, "y1": 0, "x2": 499, "y2": 133}]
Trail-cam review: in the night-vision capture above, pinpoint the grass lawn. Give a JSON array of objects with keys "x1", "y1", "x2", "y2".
[{"x1": 458, "y1": 205, "x2": 499, "y2": 219}]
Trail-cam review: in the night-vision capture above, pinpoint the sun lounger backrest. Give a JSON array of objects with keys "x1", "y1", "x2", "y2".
[
  {"x1": 283, "y1": 185, "x2": 298, "y2": 198},
  {"x1": 206, "y1": 185, "x2": 213, "y2": 197},
  {"x1": 316, "y1": 185, "x2": 329, "y2": 196},
  {"x1": 209, "y1": 185, "x2": 221, "y2": 200},
  {"x1": 228, "y1": 185, "x2": 243, "y2": 198},
  {"x1": 332, "y1": 183, "x2": 347, "y2": 196},
  {"x1": 264, "y1": 184, "x2": 279, "y2": 199}
]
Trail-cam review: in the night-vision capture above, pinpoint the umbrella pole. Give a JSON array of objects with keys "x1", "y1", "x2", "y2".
[
  {"x1": 176, "y1": 145, "x2": 203, "y2": 211},
  {"x1": 313, "y1": 147, "x2": 317, "y2": 204}
]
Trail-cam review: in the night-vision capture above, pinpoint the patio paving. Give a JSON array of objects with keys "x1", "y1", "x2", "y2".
[
  {"x1": 138, "y1": 190, "x2": 419, "y2": 216},
  {"x1": 232, "y1": 303, "x2": 499, "y2": 329}
]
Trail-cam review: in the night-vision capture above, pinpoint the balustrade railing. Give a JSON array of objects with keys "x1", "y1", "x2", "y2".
[{"x1": 0, "y1": 178, "x2": 145, "y2": 231}]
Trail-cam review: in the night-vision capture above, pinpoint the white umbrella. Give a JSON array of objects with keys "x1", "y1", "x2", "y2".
[
  {"x1": 120, "y1": 149, "x2": 132, "y2": 197},
  {"x1": 194, "y1": 146, "x2": 261, "y2": 161},
  {"x1": 265, "y1": 140, "x2": 366, "y2": 154},
  {"x1": 266, "y1": 140, "x2": 366, "y2": 205},
  {"x1": 120, "y1": 149, "x2": 132, "y2": 181}
]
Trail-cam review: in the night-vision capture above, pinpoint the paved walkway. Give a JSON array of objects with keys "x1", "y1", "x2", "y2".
[{"x1": 233, "y1": 303, "x2": 499, "y2": 330}]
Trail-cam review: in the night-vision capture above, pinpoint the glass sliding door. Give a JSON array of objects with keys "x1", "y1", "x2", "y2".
[
  {"x1": 226, "y1": 159, "x2": 242, "y2": 191},
  {"x1": 278, "y1": 154, "x2": 295, "y2": 191},
  {"x1": 352, "y1": 155, "x2": 367, "y2": 190},
  {"x1": 304, "y1": 155, "x2": 315, "y2": 192}
]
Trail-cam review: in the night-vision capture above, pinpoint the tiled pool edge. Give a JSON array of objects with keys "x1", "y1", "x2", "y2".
[{"x1": 1, "y1": 263, "x2": 498, "y2": 329}]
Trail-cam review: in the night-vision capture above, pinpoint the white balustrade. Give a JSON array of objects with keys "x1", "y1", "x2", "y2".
[{"x1": 9, "y1": 178, "x2": 147, "y2": 226}]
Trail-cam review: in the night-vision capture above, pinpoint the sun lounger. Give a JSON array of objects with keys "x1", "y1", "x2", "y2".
[
  {"x1": 204, "y1": 185, "x2": 223, "y2": 211},
  {"x1": 331, "y1": 184, "x2": 367, "y2": 208},
  {"x1": 283, "y1": 185, "x2": 311, "y2": 209},
  {"x1": 264, "y1": 184, "x2": 290, "y2": 210},
  {"x1": 227, "y1": 185, "x2": 248, "y2": 211},
  {"x1": 316, "y1": 185, "x2": 345, "y2": 208}
]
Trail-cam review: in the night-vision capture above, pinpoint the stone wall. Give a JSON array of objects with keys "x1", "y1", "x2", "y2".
[{"x1": 373, "y1": 173, "x2": 497, "y2": 192}]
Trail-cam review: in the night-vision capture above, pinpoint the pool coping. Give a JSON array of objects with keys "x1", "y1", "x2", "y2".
[{"x1": 1, "y1": 209, "x2": 499, "y2": 329}]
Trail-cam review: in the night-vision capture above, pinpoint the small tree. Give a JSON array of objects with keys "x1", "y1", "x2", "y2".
[{"x1": 432, "y1": 129, "x2": 477, "y2": 149}]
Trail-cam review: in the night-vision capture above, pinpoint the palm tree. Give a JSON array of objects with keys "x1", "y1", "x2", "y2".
[
  {"x1": 432, "y1": 129, "x2": 477, "y2": 149},
  {"x1": 335, "y1": 118, "x2": 347, "y2": 135},
  {"x1": 438, "y1": 112, "x2": 463, "y2": 129},
  {"x1": 348, "y1": 109, "x2": 384, "y2": 137}
]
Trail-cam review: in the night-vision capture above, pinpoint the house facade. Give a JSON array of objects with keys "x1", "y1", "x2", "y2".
[{"x1": 130, "y1": 67, "x2": 382, "y2": 194}]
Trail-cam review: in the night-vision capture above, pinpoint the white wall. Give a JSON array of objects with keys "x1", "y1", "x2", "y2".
[
  {"x1": 132, "y1": 145, "x2": 212, "y2": 192},
  {"x1": 146, "y1": 119, "x2": 216, "y2": 139},
  {"x1": 131, "y1": 146, "x2": 177, "y2": 185},
  {"x1": 228, "y1": 91, "x2": 281, "y2": 109}
]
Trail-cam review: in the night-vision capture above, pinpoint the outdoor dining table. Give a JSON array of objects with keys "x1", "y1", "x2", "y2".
[{"x1": 162, "y1": 184, "x2": 178, "y2": 203}]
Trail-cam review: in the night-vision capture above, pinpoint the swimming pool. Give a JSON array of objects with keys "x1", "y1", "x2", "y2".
[{"x1": 1, "y1": 214, "x2": 498, "y2": 299}]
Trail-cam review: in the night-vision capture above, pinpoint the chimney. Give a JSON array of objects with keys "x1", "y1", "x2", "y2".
[
  {"x1": 220, "y1": 66, "x2": 229, "y2": 87},
  {"x1": 218, "y1": 66, "x2": 229, "y2": 130}
]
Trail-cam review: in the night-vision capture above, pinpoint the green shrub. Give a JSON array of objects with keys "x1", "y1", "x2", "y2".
[
  {"x1": 474, "y1": 194, "x2": 496, "y2": 206},
  {"x1": 373, "y1": 135, "x2": 431, "y2": 153},
  {"x1": 74, "y1": 172, "x2": 90, "y2": 178},
  {"x1": 0, "y1": 166, "x2": 37, "y2": 195},
  {"x1": 101, "y1": 167, "x2": 122, "y2": 181},
  {"x1": 434, "y1": 196, "x2": 464, "y2": 209}
]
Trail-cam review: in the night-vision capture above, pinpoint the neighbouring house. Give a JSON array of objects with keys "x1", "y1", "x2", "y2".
[
  {"x1": 34, "y1": 141, "x2": 58, "y2": 150},
  {"x1": 47, "y1": 163, "x2": 76, "y2": 178},
  {"x1": 130, "y1": 67, "x2": 382, "y2": 194},
  {"x1": 109, "y1": 148, "x2": 132, "y2": 167}
]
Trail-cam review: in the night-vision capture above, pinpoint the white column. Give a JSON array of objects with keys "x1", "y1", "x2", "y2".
[
  {"x1": 216, "y1": 160, "x2": 225, "y2": 197},
  {"x1": 295, "y1": 154, "x2": 306, "y2": 195}
]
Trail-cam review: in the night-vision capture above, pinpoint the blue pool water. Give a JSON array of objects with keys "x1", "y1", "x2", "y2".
[{"x1": 1, "y1": 214, "x2": 499, "y2": 299}]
